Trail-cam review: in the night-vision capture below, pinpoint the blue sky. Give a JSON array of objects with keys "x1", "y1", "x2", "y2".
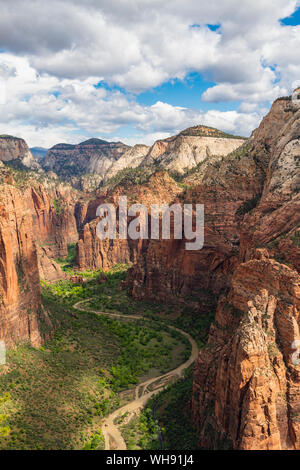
[
  {"x1": 281, "y1": 6, "x2": 300, "y2": 24},
  {"x1": 0, "y1": 1, "x2": 299, "y2": 147}
]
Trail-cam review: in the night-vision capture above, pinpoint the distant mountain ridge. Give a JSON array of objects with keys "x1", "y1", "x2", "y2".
[
  {"x1": 0, "y1": 126, "x2": 246, "y2": 189},
  {"x1": 40, "y1": 127, "x2": 246, "y2": 188},
  {"x1": 41, "y1": 138, "x2": 132, "y2": 183},
  {"x1": 30, "y1": 147, "x2": 48, "y2": 160}
]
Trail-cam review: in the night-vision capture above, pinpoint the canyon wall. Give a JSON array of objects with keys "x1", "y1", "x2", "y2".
[
  {"x1": 27, "y1": 182, "x2": 80, "y2": 281},
  {"x1": 76, "y1": 171, "x2": 183, "y2": 270},
  {"x1": 193, "y1": 255, "x2": 300, "y2": 450},
  {"x1": 0, "y1": 184, "x2": 52, "y2": 347},
  {"x1": 42, "y1": 138, "x2": 131, "y2": 185},
  {"x1": 126, "y1": 142, "x2": 264, "y2": 305},
  {"x1": 0, "y1": 157, "x2": 82, "y2": 347}
]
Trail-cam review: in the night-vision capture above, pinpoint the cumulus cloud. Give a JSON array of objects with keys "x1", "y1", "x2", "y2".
[
  {"x1": 0, "y1": 0, "x2": 299, "y2": 146},
  {"x1": 0, "y1": 53, "x2": 263, "y2": 147}
]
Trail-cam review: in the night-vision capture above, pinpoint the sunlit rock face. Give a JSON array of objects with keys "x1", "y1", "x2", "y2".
[
  {"x1": 142, "y1": 125, "x2": 245, "y2": 174},
  {"x1": 0, "y1": 135, "x2": 40, "y2": 170},
  {"x1": 0, "y1": 184, "x2": 51, "y2": 347}
]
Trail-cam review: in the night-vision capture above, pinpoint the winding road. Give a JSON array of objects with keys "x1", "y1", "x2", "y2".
[{"x1": 73, "y1": 299, "x2": 198, "y2": 450}]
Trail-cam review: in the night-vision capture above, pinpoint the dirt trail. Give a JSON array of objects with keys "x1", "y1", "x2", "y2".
[{"x1": 73, "y1": 299, "x2": 198, "y2": 450}]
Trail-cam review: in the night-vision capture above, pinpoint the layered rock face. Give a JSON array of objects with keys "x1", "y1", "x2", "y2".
[
  {"x1": 41, "y1": 128, "x2": 244, "y2": 189},
  {"x1": 126, "y1": 141, "x2": 264, "y2": 304},
  {"x1": 76, "y1": 171, "x2": 183, "y2": 270},
  {"x1": 142, "y1": 125, "x2": 245, "y2": 174},
  {"x1": 0, "y1": 135, "x2": 40, "y2": 170},
  {"x1": 27, "y1": 183, "x2": 79, "y2": 259},
  {"x1": 0, "y1": 184, "x2": 51, "y2": 347},
  {"x1": 0, "y1": 161, "x2": 81, "y2": 281},
  {"x1": 103, "y1": 144, "x2": 149, "y2": 182},
  {"x1": 27, "y1": 183, "x2": 80, "y2": 280}
]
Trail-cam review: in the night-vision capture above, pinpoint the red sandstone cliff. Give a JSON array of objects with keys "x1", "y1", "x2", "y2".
[
  {"x1": 0, "y1": 161, "x2": 82, "y2": 346},
  {"x1": 0, "y1": 184, "x2": 52, "y2": 347},
  {"x1": 76, "y1": 171, "x2": 183, "y2": 270},
  {"x1": 193, "y1": 256, "x2": 300, "y2": 450}
]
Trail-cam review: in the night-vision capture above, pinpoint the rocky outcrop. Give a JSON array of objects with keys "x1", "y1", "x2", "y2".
[
  {"x1": 0, "y1": 135, "x2": 40, "y2": 170},
  {"x1": 0, "y1": 162, "x2": 81, "y2": 344},
  {"x1": 191, "y1": 99, "x2": 299, "y2": 449},
  {"x1": 0, "y1": 161, "x2": 81, "y2": 281},
  {"x1": 27, "y1": 183, "x2": 79, "y2": 259},
  {"x1": 142, "y1": 125, "x2": 245, "y2": 175},
  {"x1": 41, "y1": 129, "x2": 244, "y2": 189},
  {"x1": 192, "y1": 256, "x2": 300, "y2": 450},
  {"x1": 103, "y1": 144, "x2": 149, "y2": 182},
  {"x1": 36, "y1": 245, "x2": 67, "y2": 282},
  {"x1": 0, "y1": 184, "x2": 52, "y2": 347}
]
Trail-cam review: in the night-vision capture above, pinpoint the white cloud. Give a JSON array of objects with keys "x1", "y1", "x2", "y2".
[{"x1": 0, "y1": 0, "x2": 299, "y2": 146}]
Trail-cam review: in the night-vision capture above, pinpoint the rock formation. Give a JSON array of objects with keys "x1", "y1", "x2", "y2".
[
  {"x1": 0, "y1": 184, "x2": 52, "y2": 347},
  {"x1": 76, "y1": 171, "x2": 183, "y2": 270},
  {"x1": 0, "y1": 135, "x2": 40, "y2": 170},
  {"x1": 41, "y1": 128, "x2": 244, "y2": 189},
  {"x1": 141, "y1": 125, "x2": 245, "y2": 175},
  {"x1": 103, "y1": 144, "x2": 149, "y2": 182},
  {"x1": 42, "y1": 138, "x2": 131, "y2": 185}
]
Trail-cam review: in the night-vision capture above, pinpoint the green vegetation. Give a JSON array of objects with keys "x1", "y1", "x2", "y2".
[
  {"x1": 179, "y1": 125, "x2": 245, "y2": 140},
  {"x1": 0, "y1": 161, "x2": 59, "y2": 190},
  {"x1": 226, "y1": 141, "x2": 251, "y2": 161},
  {"x1": 0, "y1": 296, "x2": 187, "y2": 449},
  {"x1": 0, "y1": 301, "x2": 121, "y2": 449},
  {"x1": 0, "y1": 260, "x2": 215, "y2": 450},
  {"x1": 53, "y1": 197, "x2": 64, "y2": 217},
  {"x1": 169, "y1": 158, "x2": 209, "y2": 183},
  {"x1": 290, "y1": 230, "x2": 300, "y2": 247},
  {"x1": 0, "y1": 135, "x2": 22, "y2": 139},
  {"x1": 275, "y1": 96, "x2": 292, "y2": 102},
  {"x1": 103, "y1": 166, "x2": 156, "y2": 190},
  {"x1": 3, "y1": 160, "x2": 31, "y2": 172},
  {"x1": 120, "y1": 367, "x2": 198, "y2": 450},
  {"x1": 16, "y1": 256, "x2": 26, "y2": 290},
  {"x1": 55, "y1": 243, "x2": 77, "y2": 272},
  {"x1": 0, "y1": 263, "x2": 192, "y2": 449},
  {"x1": 42, "y1": 263, "x2": 214, "y2": 347},
  {"x1": 223, "y1": 301, "x2": 243, "y2": 319},
  {"x1": 0, "y1": 393, "x2": 11, "y2": 440},
  {"x1": 235, "y1": 194, "x2": 260, "y2": 217},
  {"x1": 121, "y1": 408, "x2": 161, "y2": 450},
  {"x1": 42, "y1": 265, "x2": 191, "y2": 389},
  {"x1": 82, "y1": 430, "x2": 105, "y2": 450}
]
